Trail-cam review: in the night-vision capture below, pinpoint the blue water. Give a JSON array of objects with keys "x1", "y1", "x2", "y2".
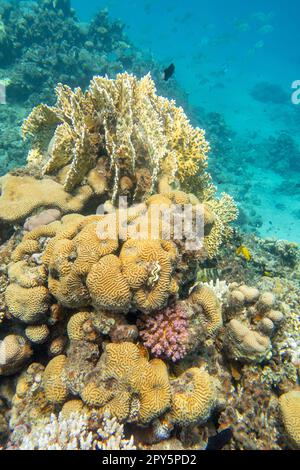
[
  {"x1": 2, "y1": 0, "x2": 300, "y2": 242},
  {"x1": 73, "y1": 0, "x2": 300, "y2": 243}
]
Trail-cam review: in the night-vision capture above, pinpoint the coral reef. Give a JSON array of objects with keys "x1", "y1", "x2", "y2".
[
  {"x1": 23, "y1": 73, "x2": 210, "y2": 196},
  {"x1": 0, "y1": 62, "x2": 298, "y2": 451}
]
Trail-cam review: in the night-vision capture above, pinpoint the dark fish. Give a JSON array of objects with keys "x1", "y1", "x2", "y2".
[
  {"x1": 206, "y1": 428, "x2": 233, "y2": 450},
  {"x1": 163, "y1": 63, "x2": 175, "y2": 81}
]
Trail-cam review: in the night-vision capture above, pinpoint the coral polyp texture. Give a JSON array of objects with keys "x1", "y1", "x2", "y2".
[
  {"x1": 0, "y1": 67, "x2": 299, "y2": 451},
  {"x1": 22, "y1": 73, "x2": 210, "y2": 197}
]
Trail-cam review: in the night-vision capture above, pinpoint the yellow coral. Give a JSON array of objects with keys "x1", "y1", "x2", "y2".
[
  {"x1": 8, "y1": 261, "x2": 47, "y2": 288},
  {"x1": 25, "y1": 325, "x2": 50, "y2": 344},
  {"x1": 80, "y1": 342, "x2": 171, "y2": 424},
  {"x1": 0, "y1": 335, "x2": 33, "y2": 376},
  {"x1": 0, "y1": 174, "x2": 92, "y2": 224},
  {"x1": 61, "y1": 399, "x2": 85, "y2": 419},
  {"x1": 169, "y1": 368, "x2": 215, "y2": 426},
  {"x1": 22, "y1": 73, "x2": 210, "y2": 198},
  {"x1": 5, "y1": 284, "x2": 49, "y2": 324},
  {"x1": 120, "y1": 239, "x2": 176, "y2": 313},
  {"x1": 189, "y1": 285, "x2": 223, "y2": 335},
  {"x1": 67, "y1": 311, "x2": 99, "y2": 342},
  {"x1": 279, "y1": 391, "x2": 300, "y2": 449},
  {"x1": 87, "y1": 254, "x2": 131, "y2": 312},
  {"x1": 43, "y1": 355, "x2": 68, "y2": 405}
]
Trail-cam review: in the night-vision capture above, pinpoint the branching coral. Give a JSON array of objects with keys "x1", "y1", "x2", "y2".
[
  {"x1": 137, "y1": 303, "x2": 189, "y2": 362},
  {"x1": 10, "y1": 411, "x2": 136, "y2": 450},
  {"x1": 22, "y1": 73, "x2": 210, "y2": 198}
]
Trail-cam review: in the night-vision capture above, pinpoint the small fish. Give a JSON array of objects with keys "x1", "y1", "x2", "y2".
[
  {"x1": 236, "y1": 245, "x2": 252, "y2": 262},
  {"x1": 163, "y1": 63, "x2": 175, "y2": 81},
  {"x1": 206, "y1": 428, "x2": 233, "y2": 450}
]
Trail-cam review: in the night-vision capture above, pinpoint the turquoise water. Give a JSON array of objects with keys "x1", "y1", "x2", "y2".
[
  {"x1": 0, "y1": 2, "x2": 300, "y2": 451},
  {"x1": 72, "y1": 0, "x2": 300, "y2": 243}
]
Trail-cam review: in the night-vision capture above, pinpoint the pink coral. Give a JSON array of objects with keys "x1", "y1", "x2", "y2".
[{"x1": 137, "y1": 303, "x2": 189, "y2": 362}]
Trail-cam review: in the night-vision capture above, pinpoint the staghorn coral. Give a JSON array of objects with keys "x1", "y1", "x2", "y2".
[
  {"x1": 22, "y1": 73, "x2": 210, "y2": 197},
  {"x1": 0, "y1": 174, "x2": 92, "y2": 224},
  {"x1": 137, "y1": 303, "x2": 189, "y2": 362},
  {"x1": 279, "y1": 391, "x2": 300, "y2": 449}
]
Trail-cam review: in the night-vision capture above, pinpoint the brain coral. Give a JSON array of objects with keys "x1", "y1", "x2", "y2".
[
  {"x1": 0, "y1": 174, "x2": 92, "y2": 224},
  {"x1": 80, "y1": 342, "x2": 171, "y2": 424},
  {"x1": 279, "y1": 391, "x2": 300, "y2": 449},
  {"x1": 168, "y1": 368, "x2": 215, "y2": 426},
  {"x1": 0, "y1": 335, "x2": 33, "y2": 376},
  {"x1": 5, "y1": 284, "x2": 50, "y2": 324},
  {"x1": 87, "y1": 254, "x2": 131, "y2": 312},
  {"x1": 119, "y1": 239, "x2": 177, "y2": 313},
  {"x1": 188, "y1": 285, "x2": 223, "y2": 336},
  {"x1": 43, "y1": 355, "x2": 69, "y2": 405}
]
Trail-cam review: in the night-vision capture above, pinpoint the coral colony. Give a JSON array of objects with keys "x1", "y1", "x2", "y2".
[{"x1": 0, "y1": 1, "x2": 299, "y2": 453}]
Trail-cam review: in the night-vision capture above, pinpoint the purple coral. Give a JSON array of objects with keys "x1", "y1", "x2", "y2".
[{"x1": 137, "y1": 303, "x2": 189, "y2": 362}]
